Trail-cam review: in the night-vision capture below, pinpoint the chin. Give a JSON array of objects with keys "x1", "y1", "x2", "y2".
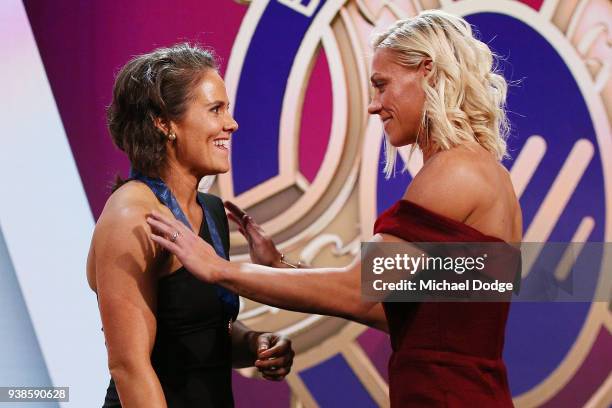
[
  {"x1": 214, "y1": 161, "x2": 231, "y2": 174},
  {"x1": 387, "y1": 130, "x2": 417, "y2": 147},
  {"x1": 197, "y1": 163, "x2": 230, "y2": 177},
  {"x1": 386, "y1": 134, "x2": 407, "y2": 147}
]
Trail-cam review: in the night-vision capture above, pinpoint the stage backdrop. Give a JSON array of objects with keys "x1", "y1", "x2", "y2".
[{"x1": 1, "y1": 0, "x2": 611, "y2": 407}]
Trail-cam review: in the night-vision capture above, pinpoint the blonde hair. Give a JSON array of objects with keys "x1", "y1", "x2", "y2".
[{"x1": 372, "y1": 10, "x2": 510, "y2": 177}]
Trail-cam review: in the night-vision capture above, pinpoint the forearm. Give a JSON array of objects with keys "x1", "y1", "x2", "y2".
[
  {"x1": 270, "y1": 254, "x2": 308, "y2": 269},
  {"x1": 110, "y1": 362, "x2": 166, "y2": 407},
  {"x1": 267, "y1": 259, "x2": 386, "y2": 331},
  {"x1": 217, "y1": 262, "x2": 367, "y2": 321},
  {"x1": 231, "y1": 321, "x2": 261, "y2": 368}
]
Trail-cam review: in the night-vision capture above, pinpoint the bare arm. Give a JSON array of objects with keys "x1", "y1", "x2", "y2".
[
  {"x1": 230, "y1": 321, "x2": 261, "y2": 368},
  {"x1": 148, "y1": 214, "x2": 388, "y2": 328},
  {"x1": 224, "y1": 201, "x2": 389, "y2": 332},
  {"x1": 94, "y1": 202, "x2": 166, "y2": 407},
  {"x1": 221, "y1": 262, "x2": 364, "y2": 321},
  {"x1": 353, "y1": 303, "x2": 388, "y2": 332},
  {"x1": 216, "y1": 238, "x2": 394, "y2": 331}
]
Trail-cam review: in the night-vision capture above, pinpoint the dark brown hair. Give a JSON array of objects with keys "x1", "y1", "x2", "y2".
[{"x1": 107, "y1": 43, "x2": 218, "y2": 182}]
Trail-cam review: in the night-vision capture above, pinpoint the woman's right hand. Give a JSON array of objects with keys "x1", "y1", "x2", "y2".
[{"x1": 147, "y1": 211, "x2": 226, "y2": 284}]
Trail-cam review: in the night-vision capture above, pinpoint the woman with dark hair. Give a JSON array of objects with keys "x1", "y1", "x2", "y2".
[
  {"x1": 86, "y1": 43, "x2": 294, "y2": 407},
  {"x1": 147, "y1": 10, "x2": 522, "y2": 407}
]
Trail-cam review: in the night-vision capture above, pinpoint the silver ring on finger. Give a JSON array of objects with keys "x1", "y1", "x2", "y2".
[{"x1": 170, "y1": 231, "x2": 180, "y2": 243}]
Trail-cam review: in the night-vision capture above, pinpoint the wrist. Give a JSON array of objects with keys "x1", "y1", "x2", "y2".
[
  {"x1": 263, "y1": 248, "x2": 283, "y2": 267},
  {"x1": 278, "y1": 253, "x2": 302, "y2": 269},
  {"x1": 211, "y1": 258, "x2": 231, "y2": 284},
  {"x1": 271, "y1": 259, "x2": 288, "y2": 268},
  {"x1": 246, "y1": 331, "x2": 263, "y2": 355}
]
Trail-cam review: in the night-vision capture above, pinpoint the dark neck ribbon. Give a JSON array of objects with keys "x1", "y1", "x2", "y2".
[{"x1": 131, "y1": 169, "x2": 239, "y2": 321}]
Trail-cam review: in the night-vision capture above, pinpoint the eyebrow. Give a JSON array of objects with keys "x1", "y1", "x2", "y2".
[{"x1": 206, "y1": 100, "x2": 228, "y2": 107}]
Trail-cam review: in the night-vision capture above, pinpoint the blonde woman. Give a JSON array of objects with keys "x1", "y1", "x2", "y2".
[{"x1": 148, "y1": 11, "x2": 522, "y2": 407}]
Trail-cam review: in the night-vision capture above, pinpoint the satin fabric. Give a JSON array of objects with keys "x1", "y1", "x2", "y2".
[{"x1": 374, "y1": 200, "x2": 519, "y2": 407}]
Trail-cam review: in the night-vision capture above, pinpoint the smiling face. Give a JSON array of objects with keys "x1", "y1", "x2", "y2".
[
  {"x1": 368, "y1": 48, "x2": 428, "y2": 147},
  {"x1": 169, "y1": 69, "x2": 238, "y2": 176}
]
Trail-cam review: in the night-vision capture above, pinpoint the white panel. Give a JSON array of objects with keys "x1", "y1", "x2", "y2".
[
  {"x1": 0, "y1": 226, "x2": 58, "y2": 408},
  {"x1": 0, "y1": 1, "x2": 107, "y2": 406}
]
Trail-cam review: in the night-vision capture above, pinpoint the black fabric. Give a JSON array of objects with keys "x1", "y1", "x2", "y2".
[
  {"x1": 198, "y1": 193, "x2": 231, "y2": 263},
  {"x1": 103, "y1": 193, "x2": 234, "y2": 407}
]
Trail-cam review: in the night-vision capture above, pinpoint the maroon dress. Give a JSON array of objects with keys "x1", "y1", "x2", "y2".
[{"x1": 374, "y1": 200, "x2": 518, "y2": 407}]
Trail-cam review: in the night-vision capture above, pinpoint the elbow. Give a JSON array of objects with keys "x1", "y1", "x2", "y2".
[
  {"x1": 369, "y1": 319, "x2": 389, "y2": 333},
  {"x1": 108, "y1": 357, "x2": 152, "y2": 385},
  {"x1": 341, "y1": 300, "x2": 388, "y2": 333},
  {"x1": 333, "y1": 281, "x2": 370, "y2": 320},
  {"x1": 341, "y1": 299, "x2": 372, "y2": 322}
]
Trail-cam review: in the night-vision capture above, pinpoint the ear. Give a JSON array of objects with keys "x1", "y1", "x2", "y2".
[
  {"x1": 152, "y1": 116, "x2": 174, "y2": 136},
  {"x1": 421, "y1": 58, "x2": 433, "y2": 77}
]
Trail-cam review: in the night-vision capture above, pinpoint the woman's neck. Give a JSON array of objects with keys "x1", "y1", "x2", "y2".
[
  {"x1": 159, "y1": 162, "x2": 199, "y2": 207},
  {"x1": 419, "y1": 142, "x2": 437, "y2": 164}
]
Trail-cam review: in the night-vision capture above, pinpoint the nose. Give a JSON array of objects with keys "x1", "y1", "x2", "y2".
[
  {"x1": 225, "y1": 114, "x2": 239, "y2": 133},
  {"x1": 368, "y1": 98, "x2": 382, "y2": 115}
]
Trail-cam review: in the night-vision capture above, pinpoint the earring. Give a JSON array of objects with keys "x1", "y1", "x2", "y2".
[
  {"x1": 416, "y1": 108, "x2": 428, "y2": 148},
  {"x1": 168, "y1": 132, "x2": 176, "y2": 141}
]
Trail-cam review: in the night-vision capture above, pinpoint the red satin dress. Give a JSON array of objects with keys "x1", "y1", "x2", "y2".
[{"x1": 374, "y1": 200, "x2": 518, "y2": 407}]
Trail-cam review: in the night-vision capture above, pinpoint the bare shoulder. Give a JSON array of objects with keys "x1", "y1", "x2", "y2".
[
  {"x1": 88, "y1": 182, "x2": 167, "y2": 279},
  {"x1": 94, "y1": 183, "x2": 155, "y2": 236},
  {"x1": 403, "y1": 146, "x2": 495, "y2": 223}
]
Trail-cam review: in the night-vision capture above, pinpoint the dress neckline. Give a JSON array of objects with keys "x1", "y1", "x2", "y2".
[{"x1": 396, "y1": 199, "x2": 509, "y2": 243}]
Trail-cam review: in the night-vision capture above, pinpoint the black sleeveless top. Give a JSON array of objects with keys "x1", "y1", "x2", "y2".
[{"x1": 102, "y1": 193, "x2": 234, "y2": 407}]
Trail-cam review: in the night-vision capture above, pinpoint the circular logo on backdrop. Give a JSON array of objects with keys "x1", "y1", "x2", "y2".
[{"x1": 222, "y1": 0, "x2": 611, "y2": 406}]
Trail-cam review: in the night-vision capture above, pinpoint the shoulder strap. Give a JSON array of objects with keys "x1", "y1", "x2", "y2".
[
  {"x1": 198, "y1": 192, "x2": 238, "y2": 320},
  {"x1": 198, "y1": 193, "x2": 230, "y2": 259}
]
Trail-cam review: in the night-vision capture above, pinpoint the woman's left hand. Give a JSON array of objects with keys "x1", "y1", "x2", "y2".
[
  {"x1": 251, "y1": 333, "x2": 295, "y2": 381},
  {"x1": 147, "y1": 210, "x2": 225, "y2": 283},
  {"x1": 224, "y1": 200, "x2": 282, "y2": 267}
]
